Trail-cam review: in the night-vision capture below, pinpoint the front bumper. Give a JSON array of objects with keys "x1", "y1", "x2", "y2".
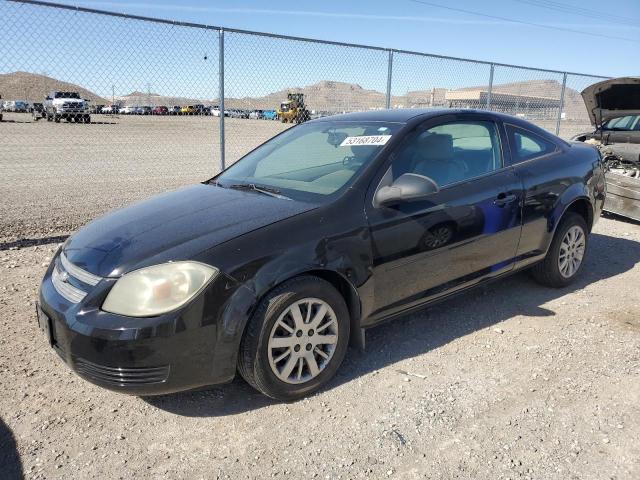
[{"x1": 37, "y1": 254, "x2": 255, "y2": 395}]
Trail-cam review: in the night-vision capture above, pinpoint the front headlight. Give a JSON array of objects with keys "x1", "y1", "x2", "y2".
[{"x1": 102, "y1": 261, "x2": 218, "y2": 317}]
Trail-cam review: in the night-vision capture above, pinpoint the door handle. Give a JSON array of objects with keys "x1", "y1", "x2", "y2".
[{"x1": 493, "y1": 193, "x2": 517, "y2": 207}]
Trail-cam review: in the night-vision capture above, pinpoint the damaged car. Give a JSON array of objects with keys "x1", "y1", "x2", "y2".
[
  {"x1": 37, "y1": 109, "x2": 605, "y2": 400},
  {"x1": 573, "y1": 77, "x2": 640, "y2": 221}
]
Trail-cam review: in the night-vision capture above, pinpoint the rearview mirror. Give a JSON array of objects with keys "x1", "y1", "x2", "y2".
[
  {"x1": 327, "y1": 131, "x2": 348, "y2": 148},
  {"x1": 375, "y1": 173, "x2": 439, "y2": 206}
]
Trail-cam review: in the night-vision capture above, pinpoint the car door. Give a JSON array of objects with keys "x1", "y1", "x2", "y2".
[
  {"x1": 504, "y1": 123, "x2": 575, "y2": 261},
  {"x1": 364, "y1": 114, "x2": 523, "y2": 322}
]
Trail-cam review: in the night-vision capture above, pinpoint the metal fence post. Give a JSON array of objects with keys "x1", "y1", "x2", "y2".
[
  {"x1": 385, "y1": 49, "x2": 393, "y2": 109},
  {"x1": 555, "y1": 72, "x2": 567, "y2": 136},
  {"x1": 218, "y1": 28, "x2": 225, "y2": 171},
  {"x1": 486, "y1": 63, "x2": 494, "y2": 110}
]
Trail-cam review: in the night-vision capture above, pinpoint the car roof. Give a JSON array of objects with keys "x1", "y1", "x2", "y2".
[
  {"x1": 307, "y1": 108, "x2": 565, "y2": 142},
  {"x1": 309, "y1": 108, "x2": 545, "y2": 127},
  {"x1": 308, "y1": 108, "x2": 451, "y2": 123}
]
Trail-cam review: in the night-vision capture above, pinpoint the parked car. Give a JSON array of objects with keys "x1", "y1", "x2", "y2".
[
  {"x1": 4, "y1": 100, "x2": 29, "y2": 113},
  {"x1": 180, "y1": 105, "x2": 195, "y2": 115},
  {"x1": 152, "y1": 106, "x2": 169, "y2": 115},
  {"x1": 101, "y1": 105, "x2": 120, "y2": 114},
  {"x1": 91, "y1": 104, "x2": 105, "y2": 114},
  {"x1": 36, "y1": 109, "x2": 605, "y2": 400},
  {"x1": 44, "y1": 91, "x2": 90, "y2": 123},
  {"x1": 193, "y1": 104, "x2": 209, "y2": 115},
  {"x1": 571, "y1": 77, "x2": 640, "y2": 221},
  {"x1": 0, "y1": 95, "x2": 3, "y2": 122},
  {"x1": 31, "y1": 102, "x2": 45, "y2": 121},
  {"x1": 211, "y1": 106, "x2": 229, "y2": 117},
  {"x1": 139, "y1": 106, "x2": 152, "y2": 115},
  {"x1": 262, "y1": 109, "x2": 278, "y2": 120},
  {"x1": 119, "y1": 105, "x2": 136, "y2": 115},
  {"x1": 249, "y1": 109, "x2": 264, "y2": 120},
  {"x1": 228, "y1": 109, "x2": 249, "y2": 119},
  {"x1": 169, "y1": 106, "x2": 181, "y2": 115}
]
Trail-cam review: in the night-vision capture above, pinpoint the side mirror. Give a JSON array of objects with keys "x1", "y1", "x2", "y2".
[{"x1": 375, "y1": 173, "x2": 439, "y2": 206}]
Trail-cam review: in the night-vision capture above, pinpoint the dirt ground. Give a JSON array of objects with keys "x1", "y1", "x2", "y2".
[
  {"x1": 0, "y1": 215, "x2": 638, "y2": 479},
  {"x1": 0, "y1": 112, "x2": 288, "y2": 241}
]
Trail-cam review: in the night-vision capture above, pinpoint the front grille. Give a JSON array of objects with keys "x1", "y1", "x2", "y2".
[
  {"x1": 51, "y1": 253, "x2": 103, "y2": 303},
  {"x1": 52, "y1": 265, "x2": 87, "y2": 303},
  {"x1": 61, "y1": 102, "x2": 84, "y2": 111},
  {"x1": 60, "y1": 253, "x2": 102, "y2": 286},
  {"x1": 74, "y1": 357, "x2": 170, "y2": 386}
]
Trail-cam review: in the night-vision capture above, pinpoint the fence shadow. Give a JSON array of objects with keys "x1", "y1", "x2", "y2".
[
  {"x1": 0, "y1": 417, "x2": 23, "y2": 480},
  {"x1": 144, "y1": 232, "x2": 640, "y2": 417}
]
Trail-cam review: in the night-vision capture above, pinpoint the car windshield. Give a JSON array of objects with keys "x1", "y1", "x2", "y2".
[
  {"x1": 216, "y1": 120, "x2": 402, "y2": 201},
  {"x1": 603, "y1": 115, "x2": 640, "y2": 131},
  {"x1": 54, "y1": 92, "x2": 80, "y2": 99}
]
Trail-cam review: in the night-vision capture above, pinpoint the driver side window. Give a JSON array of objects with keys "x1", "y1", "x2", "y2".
[{"x1": 390, "y1": 120, "x2": 502, "y2": 187}]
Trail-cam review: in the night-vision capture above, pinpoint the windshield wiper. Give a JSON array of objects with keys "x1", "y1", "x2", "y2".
[{"x1": 226, "y1": 183, "x2": 291, "y2": 200}]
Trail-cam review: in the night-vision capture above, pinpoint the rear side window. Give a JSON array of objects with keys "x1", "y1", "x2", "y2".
[{"x1": 507, "y1": 125, "x2": 558, "y2": 163}]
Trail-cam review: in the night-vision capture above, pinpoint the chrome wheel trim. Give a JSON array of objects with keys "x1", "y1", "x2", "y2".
[
  {"x1": 558, "y1": 225, "x2": 586, "y2": 278},
  {"x1": 267, "y1": 298, "x2": 338, "y2": 385}
]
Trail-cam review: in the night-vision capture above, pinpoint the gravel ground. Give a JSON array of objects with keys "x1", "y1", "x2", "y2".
[
  {"x1": 0, "y1": 112, "x2": 288, "y2": 241},
  {"x1": 0, "y1": 215, "x2": 639, "y2": 479}
]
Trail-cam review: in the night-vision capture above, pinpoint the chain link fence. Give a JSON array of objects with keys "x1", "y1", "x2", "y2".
[{"x1": 0, "y1": 0, "x2": 610, "y2": 241}]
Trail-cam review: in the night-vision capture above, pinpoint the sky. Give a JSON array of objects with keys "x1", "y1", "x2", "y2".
[{"x1": 1, "y1": 0, "x2": 638, "y2": 100}]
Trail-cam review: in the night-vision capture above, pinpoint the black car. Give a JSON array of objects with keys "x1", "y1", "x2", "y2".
[
  {"x1": 193, "y1": 104, "x2": 209, "y2": 115},
  {"x1": 31, "y1": 102, "x2": 45, "y2": 121},
  {"x1": 37, "y1": 109, "x2": 605, "y2": 400}
]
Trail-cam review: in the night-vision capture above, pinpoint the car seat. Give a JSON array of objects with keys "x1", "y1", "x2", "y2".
[{"x1": 412, "y1": 133, "x2": 465, "y2": 186}]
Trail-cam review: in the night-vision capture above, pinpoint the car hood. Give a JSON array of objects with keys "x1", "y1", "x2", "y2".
[
  {"x1": 63, "y1": 184, "x2": 317, "y2": 277},
  {"x1": 581, "y1": 77, "x2": 640, "y2": 126},
  {"x1": 52, "y1": 98, "x2": 83, "y2": 104}
]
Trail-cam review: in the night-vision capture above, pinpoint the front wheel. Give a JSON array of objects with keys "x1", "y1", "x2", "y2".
[
  {"x1": 531, "y1": 212, "x2": 588, "y2": 288},
  {"x1": 238, "y1": 276, "x2": 350, "y2": 401}
]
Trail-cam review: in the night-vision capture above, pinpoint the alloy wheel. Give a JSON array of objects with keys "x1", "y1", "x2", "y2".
[
  {"x1": 267, "y1": 298, "x2": 338, "y2": 384},
  {"x1": 558, "y1": 225, "x2": 585, "y2": 278}
]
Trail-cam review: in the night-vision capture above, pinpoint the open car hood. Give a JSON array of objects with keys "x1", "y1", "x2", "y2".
[{"x1": 581, "y1": 77, "x2": 640, "y2": 126}]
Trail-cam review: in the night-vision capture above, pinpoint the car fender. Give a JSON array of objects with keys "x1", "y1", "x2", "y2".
[
  {"x1": 212, "y1": 243, "x2": 367, "y2": 378},
  {"x1": 545, "y1": 183, "x2": 593, "y2": 250}
]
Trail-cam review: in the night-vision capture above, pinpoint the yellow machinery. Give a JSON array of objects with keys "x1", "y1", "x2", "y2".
[{"x1": 277, "y1": 93, "x2": 310, "y2": 123}]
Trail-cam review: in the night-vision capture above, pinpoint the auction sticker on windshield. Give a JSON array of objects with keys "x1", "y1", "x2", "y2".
[{"x1": 340, "y1": 135, "x2": 392, "y2": 147}]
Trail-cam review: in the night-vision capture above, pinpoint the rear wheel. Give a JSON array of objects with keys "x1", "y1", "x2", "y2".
[
  {"x1": 531, "y1": 212, "x2": 588, "y2": 288},
  {"x1": 238, "y1": 276, "x2": 350, "y2": 401}
]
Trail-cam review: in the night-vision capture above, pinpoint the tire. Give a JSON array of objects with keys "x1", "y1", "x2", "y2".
[
  {"x1": 238, "y1": 276, "x2": 350, "y2": 401},
  {"x1": 531, "y1": 212, "x2": 588, "y2": 288},
  {"x1": 54, "y1": 115, "x2": 60, "y2": 123}
]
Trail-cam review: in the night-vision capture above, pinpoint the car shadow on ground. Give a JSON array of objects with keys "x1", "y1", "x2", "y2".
[
  {"x1": 602, "y1": 211, "x2": 640, "y2": 227},
  {"x1": 0, "y1": 417, "x2": 23, "y2": 479},
  {"x1": 143, "y1": 232, "x2": 640, "y2": 417}
]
